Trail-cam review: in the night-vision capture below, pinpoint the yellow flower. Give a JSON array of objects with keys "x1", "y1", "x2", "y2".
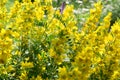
[
  {"x1": 19, "y1": 71, "x2": 28, "y2": 80},
  {"x1": 111, "y1": 71, "x2": 120, "y2": 80},
  {"x1": 30, "y1": 75, "x2": 42, "y2": 80},
  {"x1": 55, "y1": 10, "x2": 61, "y2": 16},
  {"x1": 111, "y1": 22, "x2": 120, "y2": 35},
  {"x1": 0, "y1": 66, "x2": 7, "y2": 74},
  {"x1": 6, "y1": 65, "x2": 15, "y2": 72},
  {"x1": 83, "y1": 1, "x2": 102, "y2": 32},
  {"x1": 58, "y1": 66, "x2": 68, "y2": 80},
  {"x1": 21, "y1": 61, "x2": 34, "y2": 68},
  {"x1": 104, "y1": 34, "x2": 114, "y2": 44},
  {"x1": 103, "y1": 12, "x2": 112, "y2": 28},
  {"x1": 35, "y1": 7, "x2": 44, "y2": 20},
  {"x1": 70, "y1": 67, "x2": 81, "y2": 78},
  {"x1": 0, "y1": 28, "x2": 6, "y2": 36},
  {"x1": 62, "y1": 5, "x2": 74, "y2": 21},
  {"x1": 49, "y1": 48, "x2": 56, "y2": 57},
  {"x1": 42, "y1": 67, "x2": 46, "y2": 71},
  {"x1": 90, "y1": 9, "x2": 96, "y2": 14},
  {"x1": 0, "y1": 52, "x2": 11, "y2": 64},
  {"x1": 37, "y1": 54, "x2": 42, "y2": 60},
  {"x1": 35, "y1": 75, "x2": 42, "y2": 80}
]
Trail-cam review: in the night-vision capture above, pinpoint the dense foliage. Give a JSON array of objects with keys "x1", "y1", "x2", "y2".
[{"x1": 0, "y1": 0, "x2": 120, "y2": 80}]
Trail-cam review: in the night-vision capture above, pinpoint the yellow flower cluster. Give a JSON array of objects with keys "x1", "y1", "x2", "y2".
[
  {"x1": 0, "y1": 0, "x2": 12, "y2": 64},
  {"x1": 0, "y1": 29, "x2": 12, "y2": 64},
  {"x1": 0, "y1": 0, "x2": 120, "y2": 80},
  {"x1": 82, "y1": 1, "x2": 102, "y2": 33},
  {"x1": 58, "y1": 1, "x2": 120, "y2": 80}
]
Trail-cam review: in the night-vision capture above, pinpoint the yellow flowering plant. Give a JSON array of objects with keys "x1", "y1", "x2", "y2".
[{"x1": 0, "y1": 0, "x2": 120, "y2": 80}]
